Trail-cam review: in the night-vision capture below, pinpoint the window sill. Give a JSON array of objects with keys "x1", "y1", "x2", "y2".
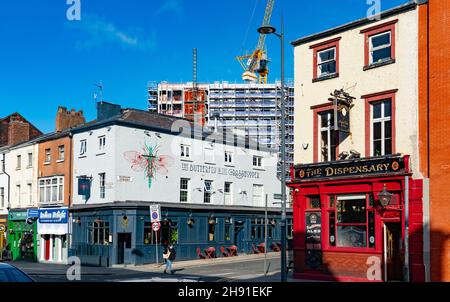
[
  {"x1": 224, "y1": 164, "x2": 235, "y2": 168},
  {"x1": 56, "y1": 159, "x2": 65, "y2": 163},
  {"x1": 96, "y1": 153, "x2": 106, "y2": 157},
  {"x1": 78, "y1": 156, "x2": 87, "y2": 159},
  {"x1": 253, "y1": 167, "x2": 265, "y2": 171},
  {"x1": 363, "y1": 58, "x2": 396, "y2": 71},
  {"x1": 181, "y1": 158, "x2": 193, "y2": 162},
  {"x1": 312, "y1": 73, "x2": 339, "y2": 83},
  {"x1": 15, "y1": 168, "x2": 21, "y2": 171},
  {"x1": 43, "y1": 162, "x2": 51, "y2": 166},
  {"x1": 26, "y1": 165, "x2": 32, "y2": 169}
]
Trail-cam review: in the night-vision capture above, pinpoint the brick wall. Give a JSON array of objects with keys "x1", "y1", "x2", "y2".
[
  {"x1": 419, "y1": 0, "x2": 450, "y2": 282},
  {"x1": 0, "y1": 113, "x2": 42, "y2": 148},
  {"x1": 55, "y1": 107, "x2": 86, "y2": 132}
]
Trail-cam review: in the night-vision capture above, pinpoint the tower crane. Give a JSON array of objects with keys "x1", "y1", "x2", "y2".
[{"x1": 236, "y1": 0, "x2": 275, "y2": 84}]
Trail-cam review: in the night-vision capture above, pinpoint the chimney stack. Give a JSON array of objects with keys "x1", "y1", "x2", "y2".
[{"x1": 56, "y1": 106, "x2": 86, "y2": 132}]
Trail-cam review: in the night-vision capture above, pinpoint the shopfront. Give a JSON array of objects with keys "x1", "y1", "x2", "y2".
[
  {"x1": 288, "y1": 155, "x2": 425, "y2": 282},
  {"x1": 70, "y1": 203, "x2": 293, "y2": 267},
  {"x1": 0, "y1": 216, "x2": 7, "y2": 255},
  {"x1": 37, "y1": 207, "x2": 69, "y2": 264},
  {"x1": 7, "y1": 210, "x2": 38, "y2": 261}
]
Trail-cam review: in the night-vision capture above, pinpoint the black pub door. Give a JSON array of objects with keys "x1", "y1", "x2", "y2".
[
  {"x1": 385, "y1": 223, "x2": 403, "y2": 281},
  {"x1": 117, "y1": 233, "x2": 132, "y2": 265}
]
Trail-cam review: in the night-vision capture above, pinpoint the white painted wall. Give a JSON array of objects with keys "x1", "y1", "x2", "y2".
[
  {"x1": 72, "y1": 124, "x2": 281, "y2": 207},
  {"x1": 293, "y1": 10, "x2": 422, "y2": 179},
  {"x1": 0, "y1": 143, "x2": 39, "y2": 210}
]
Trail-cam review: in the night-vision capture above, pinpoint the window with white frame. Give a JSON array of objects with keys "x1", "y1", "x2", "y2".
[
  {"x1": 204, "y1": 180, "x2": 213, "y2": 204},
  {"x1": 27, "y1": 184, "x2": 32, "y2": 205},
  {"x1": 0, "y1": 187, "x2": 4, "y2": 208},
  {"x1": 253, "y1": 156, "x2": 263, "y2": 167},
  {"x1": 27, "y1": 153, "x2": 33, "y2": 168},
  {"x1": 180, "y1": 144, "x2": 191, "y2": 159},
  {"x1": 16, "y1": 155, "x2": 21, "y2": 170},
  {"x1": 99, "y1": 173, "x2": 106, "y2": 199},
  {"x1": 39, "y1": 176, "x2": 64, "y2": 204},
  {"x1": 80, "y1": 140, "x2": 87, "y2": 156},
  {"x1": 16, "y1": 185, "x2": 20, "y2": 207},
  {"x1": 224, "y1": 182, "x2": 233, "y2": 205},
  {"x1": 369, "y1": 31, "x2": 392, "y2": 64},
  {"x1": 252, "y1": 184, "x2": 264, "y2": 205},
  {"x1": 204, "y1": 148, "x2": 215, "y2": 164},
  {"x1": 317, "y1": 47, "x2": 336, "y2": 77},
  {"x1": 319, "y1": 111, "x2": 337, "y2": 162},
  {"x1": 45, "y1": 148, "x2": 51, "y2": 163},
  {"x1": 58, "y1": 145, "x2": 65, "y2": 161},
  {"x1": 224, "y1": 151, "x2": 233, "y2": 164},
  {"x1": 180, "y1": 178, "x2": 190, "y2": 203},
  {"x1": 371, "y1": 100, "x2": 392, "y2": 156},
  {"x1": 98, "y1": 136, "x2": 106, "y2": 152}
]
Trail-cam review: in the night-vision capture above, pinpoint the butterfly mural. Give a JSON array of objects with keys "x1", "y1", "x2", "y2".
[{"x1": 124, "y1": 142, "x2": 174, "y2": 189}]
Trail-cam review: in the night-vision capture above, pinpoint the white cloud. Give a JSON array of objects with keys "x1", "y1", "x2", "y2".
[
  {"x1": 69, "y1": 15, "x2": 156, "y2": 51},
  {"x1": 155, "y1": 0, "x2": 183, "y2": 16}
]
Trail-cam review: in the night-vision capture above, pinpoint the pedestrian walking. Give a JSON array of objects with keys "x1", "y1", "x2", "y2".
[{"x1": 162, "y1": 244, "x2": 176, "y2": 275}]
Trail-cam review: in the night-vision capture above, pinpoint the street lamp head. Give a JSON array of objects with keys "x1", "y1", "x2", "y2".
[{"x1": 258, "y1": 25, "x2": 277, "y2": 35}]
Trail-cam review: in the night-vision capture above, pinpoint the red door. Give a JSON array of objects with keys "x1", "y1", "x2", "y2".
[{"x1": 44, "y1": 236, "x2": 50, "y2": 261}]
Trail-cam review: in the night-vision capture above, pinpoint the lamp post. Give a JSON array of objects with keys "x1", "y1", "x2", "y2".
[{"x1": 258, "y1": 17, "x2": 287, "y2": 282}]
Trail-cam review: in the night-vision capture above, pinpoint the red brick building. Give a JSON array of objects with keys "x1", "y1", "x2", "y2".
[
  {"x1": 0, "y1": 113, "x2": 42, "y2": 148},
  {"x1": 418, "y1": 0, "x2": 450, "y2": 282}
]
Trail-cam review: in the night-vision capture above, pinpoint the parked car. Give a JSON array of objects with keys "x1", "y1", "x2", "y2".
[{"x1": 0, "y1": 263, "x2": 35, "y2": 282}]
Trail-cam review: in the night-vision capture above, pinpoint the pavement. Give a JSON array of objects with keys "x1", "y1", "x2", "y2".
[{"x1": 4, "y1": 252, "x2": 306, "y2": 282}]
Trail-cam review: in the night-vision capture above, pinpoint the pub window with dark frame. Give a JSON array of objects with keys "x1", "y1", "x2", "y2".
[
  {"x1": 87, "y1": 221, "x2": 110, "y2": 245},
  {"x1": 327, "y1": 195, "x2": 375, "y2": 249}
]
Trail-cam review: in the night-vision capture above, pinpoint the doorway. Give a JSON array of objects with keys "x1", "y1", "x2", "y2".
[
  {"x1": 117, "y1": 233, "x2": 132, "y2": 265},
  {"x1": 384, "y1": 222, "x2": 403, "y2": 281},
  {"x1": 44, "y1": 235, "x2": 51, "y2": 261},
  {"x1": 234, "y1": 221, "x2": 245, "y2": 252}
]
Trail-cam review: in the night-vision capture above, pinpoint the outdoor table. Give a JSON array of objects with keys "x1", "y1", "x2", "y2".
[
  {"x1": 257, "y1": 243, "x2": 266, "y2": 253},
  {"x1": 227, "y1": 246, "x2": 238, "y2": 256},
  {"x1": 204, "y1": 247, "x2": 216, "y2": 259}
]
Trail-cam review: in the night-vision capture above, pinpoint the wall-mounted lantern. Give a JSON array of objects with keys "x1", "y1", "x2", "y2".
[{"x1": 378, "y1": 185, "x2": 393, "y2": 207}]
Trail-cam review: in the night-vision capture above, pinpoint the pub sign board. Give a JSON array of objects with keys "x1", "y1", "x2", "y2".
[
  {"x1": 294, "y1": 155, "x2": 406, "y2": 181},
  {"x1": 334, "y1": 101, "x2": 351, "y2": 133}
]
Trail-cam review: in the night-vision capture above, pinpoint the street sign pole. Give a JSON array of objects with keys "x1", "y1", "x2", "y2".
[
  {"x1": 155, "y1": 230, "x2": 159, "y2": 265},
  {"x1": 264, "y1": 194, "x2": 268, "y2": 275}
]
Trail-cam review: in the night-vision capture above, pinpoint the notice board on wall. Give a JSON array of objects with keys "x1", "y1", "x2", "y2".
[{"x1": 305, "y1": 212, "x2": 322, "y2": 270}]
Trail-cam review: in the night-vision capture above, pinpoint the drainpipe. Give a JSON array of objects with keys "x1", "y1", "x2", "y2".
[
  {"x1": 404, "y1": 176, "x2": 410, "y2": 282},
  {"x1": 1, "y1": 153, "x2": 11, "y2": 211}
]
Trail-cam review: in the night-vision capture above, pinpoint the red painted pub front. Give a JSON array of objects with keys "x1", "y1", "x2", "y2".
[{"x1": 288, "y1": 154, "x2": 425, "y2": 282}]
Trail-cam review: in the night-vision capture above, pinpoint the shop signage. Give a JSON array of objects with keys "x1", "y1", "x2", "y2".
[
  {"x1": 181, "y1": 163, "x2": 260, "y2": 180},
  {"x1": 294, "y1": 155, "x2": 406, "y2": 181},
  {"x1": 38, "y1": 208, "x2": 69, "y2": 224},
  {"x1": 27, "y1": 209, "x2": 39, "y2": 219},
  {"x1": 8, "y1": 211, "x2": 27, "y2": 221}
]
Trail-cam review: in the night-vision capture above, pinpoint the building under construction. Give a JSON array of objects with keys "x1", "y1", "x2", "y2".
[{"x1": 148, "y1": 81, "x2": 294, "y2": 180}]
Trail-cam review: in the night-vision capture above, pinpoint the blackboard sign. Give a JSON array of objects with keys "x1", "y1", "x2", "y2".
[{"x1": 306, "y1": 212, "x2": 322, "y2": 270}]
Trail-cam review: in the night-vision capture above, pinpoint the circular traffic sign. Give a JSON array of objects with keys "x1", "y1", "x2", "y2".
[
  {"x1": 152, "y1": 222, "x2": 160, "y2": 232},
  {"x1": 151, "y1": 212, "x2": 159, "y2": 220}
]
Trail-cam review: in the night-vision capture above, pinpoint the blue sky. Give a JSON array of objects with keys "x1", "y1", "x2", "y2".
[{"x1": 0, "y1": 0, "x2": 408, "y2": 133}]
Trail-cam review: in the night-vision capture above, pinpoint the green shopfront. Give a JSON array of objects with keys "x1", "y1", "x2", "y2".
[{"x1": 7, "y1": 209, "x2": 38, "y2": 261}]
